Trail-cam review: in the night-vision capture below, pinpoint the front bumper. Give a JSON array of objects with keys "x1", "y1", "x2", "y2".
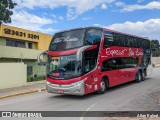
[{"x1": 46, "y1": 80, "x2": 85, "y2": 96}]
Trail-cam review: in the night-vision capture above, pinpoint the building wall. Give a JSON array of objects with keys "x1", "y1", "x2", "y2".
[
  {"x1": 152, "y1": 57, "x2": 160, "y2": 65},
  {"x1": 0, "y1": 63, "x2": 27, "y2": 89},
  {"x1": 25, "y1": 61, "x2": 46, "y2": 77},
  {"x1": 0, "y1": 45, "x2": 44, "y2": 59},
  {"x1": 0, "y1": 37, "x2": 6, "y2": 46},
  {"x1": 0, "y1": 24, "x2": 53, "y2": 50},
  {"x1": 0, "y1": 24, "x2": 52, "y2": 83}
]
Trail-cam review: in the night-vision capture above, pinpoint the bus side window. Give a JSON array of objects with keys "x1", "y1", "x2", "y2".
[
  {"x1": 104, "y1": 32, "x2": 113, "y2": 48},
  {"x1": 133, "y1": 38, "x2": 137, "y2": 48},
  {"x1": 85, "y1": 29, "x2": 101, "y2": 46}
]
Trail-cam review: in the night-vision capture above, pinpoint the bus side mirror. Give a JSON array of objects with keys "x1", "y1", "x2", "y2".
[{"x1": 37, "y1": 50, "x2": 48, "y2": 66}]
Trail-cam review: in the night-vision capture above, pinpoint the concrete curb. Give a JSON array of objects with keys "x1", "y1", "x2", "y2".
[{"x1": 0, "y1": 88, "x2": 46, "y2": 99}]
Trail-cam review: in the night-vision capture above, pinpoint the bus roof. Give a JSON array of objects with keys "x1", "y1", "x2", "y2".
[
  {"x1": 103, "y1": 27, "x2": 149, "y2": 41},
  {"x1": 55, "y1": 26, "x2": 150, "y2": 41}
]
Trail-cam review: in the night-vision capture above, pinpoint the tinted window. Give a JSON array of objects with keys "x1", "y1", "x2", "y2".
[
  {"x1": 47, "y1": 54, "x2": 82, "y2": 79},
  {"x1": 104, "y1": 32, "x2": 113, "y2": 47},
  {"x1": 49, "y1": 29, "x2": 85, "y2": 51},
  {"x1": 122, "y1": 57, "x2": 138, "y2": 68},
  {"x1": 102, "y1": 58, "x2": 124, "y2": 71},
  {"x1": 85, "y1": 29, "x2": 102, "y2": 46},
  {"x1": 103, "y1": 31, "x2": 150, "y2": 49},
  {"x1": 125, "y1": 36, "x2": 131, "y2": 47},
  {"x1": 113, "y1": 33, "x2": 124, "y2": 46},
  {"x1": 139, "y1": 39, "x2": 143, "y2": 48},
  {"x1": 102, "y1": 57, "x2": 138, "y2": 71},
  {"x1": 132, "y1": 38, "x2": 137, "y2": 48},
  {"x1": 118, "y1": 34, "x2": 125, "y2": 46},
  {"x1": 84, "y1": 57, "x2": 97, "y2": 73},
  {"x1": 83, "y1": 48, "x2": 98, "y2": 74}
]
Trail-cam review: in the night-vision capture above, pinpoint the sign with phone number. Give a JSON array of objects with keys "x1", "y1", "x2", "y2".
[{"x1": 4, "y1": 28, "x2": 39, "y2": 40}]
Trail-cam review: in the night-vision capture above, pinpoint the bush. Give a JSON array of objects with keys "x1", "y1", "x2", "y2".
[
  {"x1": 34, "y1": 75, "x2": 46, "y2": 81},
  {"x1": 27, "y1": 75, "x2": 34, "y2": 82},
  {"x1": 27, "y1": 75, "x2": 45, "y2": 82}
]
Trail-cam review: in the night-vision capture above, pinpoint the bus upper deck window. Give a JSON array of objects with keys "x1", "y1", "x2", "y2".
[{"x1": 104, "y1": 32, "x2": 113, "y2": 47}]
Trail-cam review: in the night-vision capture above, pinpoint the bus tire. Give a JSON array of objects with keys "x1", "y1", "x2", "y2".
[
  {"x1": 142, "y1": 71, "x2": 146, "y2": 81},
  {"x1": 98, "y1": 78, "x2": 106, "y2": 94},
  {"x1": 136, "y1": 71, "x2": 142, "y2": 83}
]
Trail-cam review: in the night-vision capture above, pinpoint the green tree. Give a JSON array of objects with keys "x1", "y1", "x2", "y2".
[
  {"x1": 151, "y1": 40, "x2": 160, "y2": 57},
  {"x1": 151, "y1": 40, "x2": 160, "y2": 49},
  {"x1": 0, "y1": 0, "x2": 17, "y2": 25}
]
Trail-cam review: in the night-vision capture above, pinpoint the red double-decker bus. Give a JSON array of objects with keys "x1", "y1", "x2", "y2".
[{"x1": 38, "y1": 27, "x2": 152, "y2": 95}]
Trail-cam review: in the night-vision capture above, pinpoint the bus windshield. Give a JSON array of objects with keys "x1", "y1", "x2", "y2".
[
  {"x1": 49, "y1": 29, "x2": 85, "y2": 51},
  {"x1": 47, "y1": 28, "x2": 102, "y2": 79},
  {"x1": 47, "y1": 54, "x2": 82, "y2": 79}
]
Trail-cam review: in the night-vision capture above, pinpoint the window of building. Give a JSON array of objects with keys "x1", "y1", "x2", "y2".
[
  {"x1": 6, "y1": 39, "x2": 15, "y2": 46},
  {"x1": 27, "y1": 66, "x2": 33, "y2": 75},
  {"x1": 28, "y1": 43, "x2": 33, "y2": 49},
  {"x1": 6, "y1": 39, "x2": 25, "y2": 48}
]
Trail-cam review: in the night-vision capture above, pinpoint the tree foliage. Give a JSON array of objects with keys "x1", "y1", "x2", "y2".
[
  {"x1": 151, "y1": 40, "x2": 160, "y2": 57},
  {"x1": 0, "y1": 0, "x2": 17, "y2": 25}
]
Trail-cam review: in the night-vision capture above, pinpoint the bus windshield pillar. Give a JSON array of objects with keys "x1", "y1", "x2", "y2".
[{"x1": 76, "y1": 45, "x2": 92, "y2": 61}]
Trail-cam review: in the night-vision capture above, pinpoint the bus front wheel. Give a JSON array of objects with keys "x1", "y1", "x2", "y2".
[
  {"x1": 136, "y1": 71, "x2": 142, "y2": 83},
  {"x1": 142, "y1": 71, "x2": 146, "y2": 81},
  {"x1": 98, "y1": 79, "x2": 106, "y2": 94}
]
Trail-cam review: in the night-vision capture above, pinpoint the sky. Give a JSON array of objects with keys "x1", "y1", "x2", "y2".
[{"x1": 8, "y1": 0, "x2": 160, "y2": 41}]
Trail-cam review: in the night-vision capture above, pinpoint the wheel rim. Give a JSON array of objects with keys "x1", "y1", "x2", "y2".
[
  {"x1": 101, "y1": 81, "x2": 105, "y2": 91},
  {"x1": 142, "y1": 72, "x2": 145, "y2": 78},
  {"x1": 138, "y1": 73, "x2": 141, "y2": 81}
]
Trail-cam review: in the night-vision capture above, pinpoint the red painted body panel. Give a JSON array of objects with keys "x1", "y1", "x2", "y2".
[
  {"x1": 99, "y1": 46, "x2": 143, "y2": 87},
  {"x1": 48, "y1": 48, "x2": 79, "y2": 56},
  {"x1": 46, "y1": 76, "x2": 82, "y2": 84}
]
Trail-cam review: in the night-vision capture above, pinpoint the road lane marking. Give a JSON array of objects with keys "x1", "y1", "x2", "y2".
[{"x1": 80, "y1": 98, "x2": 105, "y2": 120}]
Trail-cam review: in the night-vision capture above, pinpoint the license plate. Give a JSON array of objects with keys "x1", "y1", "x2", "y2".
[{"x1": 57, "y1": 90, "x2": 64, "y2": 93}]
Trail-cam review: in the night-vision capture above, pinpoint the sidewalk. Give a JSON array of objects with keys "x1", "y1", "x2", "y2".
[{"x1": 0, "y1": 80, "x2": 46, "y2": 99}]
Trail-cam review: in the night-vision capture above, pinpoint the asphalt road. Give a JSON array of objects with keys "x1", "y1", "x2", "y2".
[{"x1": 0, "y1": 67, "x2": 160, "y2": 120}]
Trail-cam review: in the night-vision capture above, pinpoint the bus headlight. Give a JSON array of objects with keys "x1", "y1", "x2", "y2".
[
  {"x1": 71, "y1": 80, "x2": 84, "y2": 86},
  {"x1": 46, "y1": 81, "x2": 51, "y2": 85}
]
